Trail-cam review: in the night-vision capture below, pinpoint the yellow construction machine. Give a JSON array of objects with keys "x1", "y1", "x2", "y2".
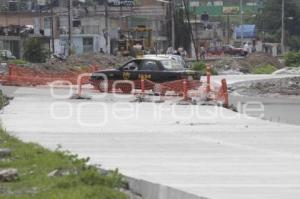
[{"x1": 118, "y1": 25, "x2": 153, "y2": 57}]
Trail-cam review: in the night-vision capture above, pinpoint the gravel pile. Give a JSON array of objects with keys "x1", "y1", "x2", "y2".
[
  {"x1": 211, "y1": 53, "x2": 282, "y2": 75},
  {"x1": 273, "y1": 67, "x2": 300, "y2": 75},
  {"x1": 238, "y1": 53, "x2": 283, "y2": 73},
  {"x1": 231, "y1": 76, "x2": 300, "y2": 96},
  {"x1": 212, "y1": 57, "x2": 243, "y2": 75}
]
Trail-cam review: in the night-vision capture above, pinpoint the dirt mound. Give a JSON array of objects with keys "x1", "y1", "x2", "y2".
[
  {"x1": 212, "y1": 57, "x2": 243, "y2": 75},
  {"x1": 238, "y1": 53, "x2": 283, "y2": 73},
  {"x1": 212, "y1": 53, "x2": 283, "y2": 74},
  {"x1": 2, "y1": 54, "x2": 134, "y2": 86},
  {"x1": 19, "y1": 53, "x2": 133, "y2": 75}
]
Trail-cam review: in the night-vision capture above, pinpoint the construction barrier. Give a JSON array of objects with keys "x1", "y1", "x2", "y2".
[
  {"x1": 0, "y1": 63, "x2": 229, "y2": 106},
  {"x1": 0, "y1": 64, "x2": 99, "y2": 86},
  {"x1": 72, "y1": 64, "x2": 229, "y2": 106}
]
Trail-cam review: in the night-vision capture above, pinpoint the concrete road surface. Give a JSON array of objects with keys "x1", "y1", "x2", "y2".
[{"x1": 1, "y1": 85, "x2": 300, "y2": 199}]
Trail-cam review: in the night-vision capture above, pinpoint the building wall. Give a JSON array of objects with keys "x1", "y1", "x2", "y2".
[
  {"x1": 0, "y1": 13, "x2": 44, "y2": 27},
  {"x1": 59, "y1": 34, "x2": 104, "y2": 55},
  {"x1": 0, "y1": 12, "x2": 59, "y2": 38}
]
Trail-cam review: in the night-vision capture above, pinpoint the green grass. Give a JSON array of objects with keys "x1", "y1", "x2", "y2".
[
  {"x1": 9, "y1": 59, "x2": 28, "y2": 65},
  {"x1": 192, "y1": 62, "x2": 218, "y2": 75},
  {"x1": 284, "y1": 51, "x2": 300, "y2": 67},
  {"x1": 0, "y1": 129, "x2": 127, "y2": 199},
  {"x1": 251, "y1": 64, "x2": 277, "y2": 74}
]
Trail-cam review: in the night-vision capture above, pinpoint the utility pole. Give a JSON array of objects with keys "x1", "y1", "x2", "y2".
[
  {"x1": 171, "y1": 0, "x2": 175, "y2": 50},
  {"x1": 68, "y1": 0, "x2": 72, "y2": 56},
  {"x1": 120, "y1": 3, "x2": 123, "y2": 29},
  {"x1": 194, "y1": 7, "x2": 198, "y2": 49},
  {"x1": 50, "y1": 0, "x2": 55, "y2": 55},
  {"x1": 281, "y1": 0, "x2": 285, "y2": 54},
  {"x1": 182, "y1": 0, "x2": 198, "y2": 61},
  {"x1": 104, "y1": 0, "x2": 109, "y2": 50},
  {"x1": 227, "y1": 14, "x2": 230, "y2": 44},
  {"x1": 240, "y1": 0, "x2": 244, "y2": 44}
]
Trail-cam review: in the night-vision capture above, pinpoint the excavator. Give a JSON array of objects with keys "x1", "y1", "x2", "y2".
[{"x1": 117, "y1": 25, "x2": 153, "y2": 57}]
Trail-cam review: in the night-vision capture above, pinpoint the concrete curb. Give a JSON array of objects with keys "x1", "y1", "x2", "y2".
[{"x1": 125, "y1": 176, "x2": 209, "y2": 199}]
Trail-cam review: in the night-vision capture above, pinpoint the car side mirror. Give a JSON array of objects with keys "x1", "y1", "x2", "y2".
[{"x1": 118, "y1": 66, "x2": 123, "y2": 71}]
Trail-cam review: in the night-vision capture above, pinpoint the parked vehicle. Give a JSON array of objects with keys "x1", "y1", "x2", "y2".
[
  {"x1": 223, "y1": 45, "x2": 246, "y2": 56},
  {"x1": 0, "y1": 50, "x2": 16, "y2": 60},
  {"x1": 143, "y1": 54, "x2": 188, "y2": 68},
  {"x1": 90, "y1": 57, "x2": 200, "y2": 93}
]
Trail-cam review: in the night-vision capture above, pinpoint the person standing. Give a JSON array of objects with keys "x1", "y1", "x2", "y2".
[
  {"x1": 200, "y1": 46, "x2": 206, "y2": 60},
  {"x1": 243, "y1": 42, "x2": 249, "y2": 57}
]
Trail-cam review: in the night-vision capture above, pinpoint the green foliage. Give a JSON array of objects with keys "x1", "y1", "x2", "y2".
[
  {"x1": 284, "y1": 51, "x2": 300, "y2": 67},
  {"x1": 255, "y1": 0, "x2": 300, "y2": 50},
  {"x1": 192, "y1": 61, "x2": 206, "y2": 71},
  {"x1": 24, "y1": 38, "x2": 50, "y2": 63},
  {"x1": 0, "y1": 129, "x2": 127, "y2": 199},
  {"x1": 10, "y1": 59, "x2": 28, "y2": 65},
  {"x1": 192, "y1": 62, "x2": 218, "y2": 75},
  {"x1": 0, "y1": 90, "x2": 9, "y2": 109},
  {"x1": 251, "y1": 64, "x2": 277, "y2": 74},
  {"x1": 287, "y1": 36, "x2": 300, "y2": 51}
]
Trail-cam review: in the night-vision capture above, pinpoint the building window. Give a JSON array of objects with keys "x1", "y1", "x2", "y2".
[
  {"x1": 83, "y1": 37, "x2": 93, "y2": 52},
  {"x1": 213, "y1": 1, "x2": 223, "y2": 6}
]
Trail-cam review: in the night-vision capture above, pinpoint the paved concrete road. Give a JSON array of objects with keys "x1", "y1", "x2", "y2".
[
  {"x1": 1, "y1": 86, "x2": 300, "y2": 199},
  {"x1": 211, "y1": 74, "x2": 300, "y2": 126},
  {"x1": 212, "y1": 74, "x2": 300, "y2": 85}
]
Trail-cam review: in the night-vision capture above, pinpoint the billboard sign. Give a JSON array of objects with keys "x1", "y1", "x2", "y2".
[
  {"x1": 223, "y1": 6, "x2": 240, "y2": 15},
  {"x1": 108, "y1": 0, "x2": 135, "y2": 7}
]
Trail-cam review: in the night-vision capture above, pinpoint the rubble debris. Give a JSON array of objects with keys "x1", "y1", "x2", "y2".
[
  {"x1": 238, "y1": 52, "x2": 283, "y2": 73},
  {"x1": 47, "y1": 168, "x2": 76, "y2": 177},
  {"x1": 273, "y1": 67, "x2": 300, "y2": 75},
  {"x1": 0, "y1": 148, "x2": 11, "y2": 158},
  {"x1": 0, "y1": 169, "x2": 19, "y2": 182},
  {"x1": 212, "y1": 57, "x2": 243, "y2": 75},
  {"x1": 28, "y1": 53, "x2": 133, "y2": 74},
  {"x1": 212, "y1": 53, "x2": 283, "y2": 74},
  {"x1": 231, "y1": 76, "x2": 300, "y2": 96}
]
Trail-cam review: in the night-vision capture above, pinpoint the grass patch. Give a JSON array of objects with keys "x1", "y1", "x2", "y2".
[
  {"x1": 192, "y1": 61, "x2": 218, "y2": 75},
  {"x1": 0, "y1": 129, "x2": 127, "y2": 199},
  {"x1": 284, "y1": 51, "x2": 300, "y2": 67},
  {"x1": 251, "y1": 64, "x2": 277, "y2": 74},
  {"x1": 9, "y1": 60, "x2": 28, "y2": 65}
]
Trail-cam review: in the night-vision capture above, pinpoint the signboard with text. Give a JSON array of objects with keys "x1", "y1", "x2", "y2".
[
  {"x1": 223, "y1": 6, "x2": 240, "y2": 15},
  {"x1": 108, "y1": 0, "x2": 135, "y2": 7}
]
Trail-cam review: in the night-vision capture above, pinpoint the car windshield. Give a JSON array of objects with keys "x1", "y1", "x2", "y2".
[{"x1": 161, "y1": 59, "x2": 185, "y2": 70}]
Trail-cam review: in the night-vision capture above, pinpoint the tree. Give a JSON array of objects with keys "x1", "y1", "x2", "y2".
[
  {"x1": 256, "y1": 0, "x2": 300, "y2": 50},
  {"x1": 24, "y1": 38, "x2": 50, "y2": 63}
]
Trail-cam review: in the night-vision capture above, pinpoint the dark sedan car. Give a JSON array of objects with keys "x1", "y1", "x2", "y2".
[{"x1": 90, "y1": 57, "x2": 201, "y2": 93}]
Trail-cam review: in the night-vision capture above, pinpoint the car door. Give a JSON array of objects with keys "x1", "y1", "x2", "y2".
[
  {"x1": 120, "y1": 60, "x2": 141, "y2": 81},
  {"x1": 159, "y1": 59, "x2": 184, "y2": 82},
  {"x1": 139, "y1": 60, "x2": 164, "y2": 82}
]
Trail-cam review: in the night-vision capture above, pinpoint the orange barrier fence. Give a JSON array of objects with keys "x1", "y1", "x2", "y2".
[
  {"x1": 74, "y1": 63, "x2": 229, "y2": 105},
  {"x1": 0, "y1": 64, "x2": 99, "y2": 86},
  {"x1": 1, "y1": 64, "x2": 229, "y2": 106}
]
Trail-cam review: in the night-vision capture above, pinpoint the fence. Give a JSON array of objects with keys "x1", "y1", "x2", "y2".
[{"x1": 0, "y1": 64, "x2": 229, "y2": 107}]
